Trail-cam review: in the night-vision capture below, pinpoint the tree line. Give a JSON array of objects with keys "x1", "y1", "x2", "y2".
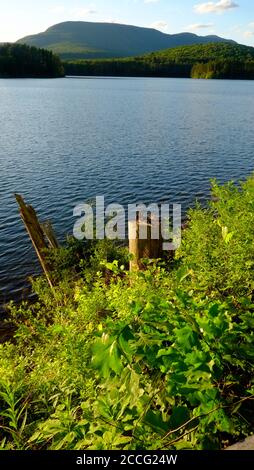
[
  {"x1": 64, "y1": 56, "x2": 254, "y2": 79},
  {"x1": 1, "y1": 42, "x2": 254, "y2": 80},
  {"x1": 191, "y1": 59, "x2": 254, "y2": 79},
  {"x1": 0, "y1": 44, "x2": 65, "y2": 78},
  {"x1": 64, "y1": 43, "x2": 254, "y2": 79}
]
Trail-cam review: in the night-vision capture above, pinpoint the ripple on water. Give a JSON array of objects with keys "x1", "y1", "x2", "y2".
[{"x1": 0, "y1": 77, "x2": 254, "y2": 308}]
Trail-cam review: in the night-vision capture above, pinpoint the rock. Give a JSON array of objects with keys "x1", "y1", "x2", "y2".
[{"x1": 226, "y1": 436, "x2": 254, "y2": 450}]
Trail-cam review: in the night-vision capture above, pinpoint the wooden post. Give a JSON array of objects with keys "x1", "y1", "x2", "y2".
[
  {"x1": 40, "y1": 220, "x2": 59, "y2": 249},
  {"x1": 15, "y1": 194, "x2": 56, "y2": 289},
  {"x1": 128, "y1": 214, "x2": 163, "y2": 271}
]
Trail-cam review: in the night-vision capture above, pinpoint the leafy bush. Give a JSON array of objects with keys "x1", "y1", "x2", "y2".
[{"x1": 1, "y1": 176, "x2": 254, "y2": 450}]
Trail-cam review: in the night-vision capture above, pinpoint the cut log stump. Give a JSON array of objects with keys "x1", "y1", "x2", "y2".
[{"x1": 128, "y1": 215, "x2": 163, "y2": 271}]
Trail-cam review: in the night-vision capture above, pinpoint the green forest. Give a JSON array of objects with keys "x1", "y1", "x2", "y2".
[
  {"x1": 1, "y1": 175, "x2": 254, "y2": 450},
  {"x1": 65, "y1": 42, "x2": 254, "y2": 79},
  {"x1": 1, "y1": 42, "x2": 254, "y2": 80},
  {"x1": 0, "y1": 44, "x2": 64, "y2": 78}
]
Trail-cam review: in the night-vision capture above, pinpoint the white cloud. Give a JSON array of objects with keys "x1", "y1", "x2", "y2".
[
  {"x1": 50, "y1": 5, "x2": 97, "y2": 19},
  {"x1": 194, "y1": 0, "x2": 239, "y2": 15},
  {"x1": 187, "y1": 23, "x2": 214, "y2": 30},
  {"x1": 71, "y1": 8, "x2": 97, "y2": 19},
  {"x1": 150, "y1": 21, "x2": 168, "y2": 31},
  {"x1": 244, "y1": 31, "x2": 254, "y2": 38},
  {"x1": 50, "y1": 6, "x2": 67, "y2": 14},
  {"x1": 144, "y1": 0, "x2": 160, "y2": 3},
  {"x1": 229, "y1": 24, "x2": 242, "y2": 33},
  {"x1": 243, "y1": 22, "x2": 254, "y2": 38}
]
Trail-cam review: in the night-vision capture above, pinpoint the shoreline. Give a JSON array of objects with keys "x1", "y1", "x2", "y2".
[{"x1": 1, "y1": 74, "x2": 254, "y2": 81}]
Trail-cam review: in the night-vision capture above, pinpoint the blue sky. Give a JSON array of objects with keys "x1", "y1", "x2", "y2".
[{"x1": 1, "y1": 0, "x2": 254, "y2": 45}]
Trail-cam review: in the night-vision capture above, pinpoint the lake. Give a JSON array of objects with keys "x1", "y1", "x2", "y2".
[{"x1": 0, "y1": 76, "x2": 254, "y2": 308}]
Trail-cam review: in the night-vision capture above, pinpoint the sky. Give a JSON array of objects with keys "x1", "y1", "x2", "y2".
[{"x1": 1, "y1": 0, "x2": 254, "y2": 45}]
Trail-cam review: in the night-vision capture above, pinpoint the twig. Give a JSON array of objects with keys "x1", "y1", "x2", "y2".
[
  {"x1": 161, "y1": 425, "x2": 199, "y2": 449},
  {"x1": 162, "y1": 394, "x2": 254, "y2": 441}
]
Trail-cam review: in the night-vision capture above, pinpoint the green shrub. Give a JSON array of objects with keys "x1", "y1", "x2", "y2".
[{"x1": 1, "y1": 175, "x2": 254, "y2": 450}]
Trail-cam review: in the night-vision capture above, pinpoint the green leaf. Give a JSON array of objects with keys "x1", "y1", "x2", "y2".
[
  {"x1": 92, "y1": 335, "x2": 123, "y2": 377},
  {"x1": 144, "y1": 410, "x2": 169, "y2": 434},
  {"x1": 169, "y1": 406, "x2": 190, "y2": 430}
]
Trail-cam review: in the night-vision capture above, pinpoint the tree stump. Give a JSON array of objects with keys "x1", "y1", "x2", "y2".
[{"x1": 128, "y1": 215, "x2": 163, "y2": 271}]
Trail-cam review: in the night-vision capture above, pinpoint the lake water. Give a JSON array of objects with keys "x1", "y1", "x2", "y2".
[{"x1": 1, "y1": 77, "x2": 254, "y2": 308}]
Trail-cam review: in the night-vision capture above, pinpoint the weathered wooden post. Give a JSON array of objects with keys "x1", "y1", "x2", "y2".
[
  {"x1": 128, "y1": 213, "x2": 163, "y2": 271},
  {"x1": 15, "y1": 194, "x2": 58, "y2": 289},
  {"x1": 40, "y1": 220, "x2": 59, "y2": 249}
]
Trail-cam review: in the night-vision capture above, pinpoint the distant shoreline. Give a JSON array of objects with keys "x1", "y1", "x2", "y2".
[
  {"x1": 2, "y1": 42, "x2": 254, "y2": 80},
  {"x1": 0, "y1": 76, "x2": 64, "y2": 79},
  {"x1": 1, "y1": 75, "x2": 254, "y2": 81},
  {"x1": 65, "y1": 74, "x2": 254, "y2": 81},
  {"x1": 63, "y1": 43, "x2": 254, "y2": 80}
]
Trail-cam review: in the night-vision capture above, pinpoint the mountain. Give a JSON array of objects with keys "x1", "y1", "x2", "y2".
[
  {"x1": 17, "y1": 21, "x2": 235, "y2": 60},
  {"x1": 64, "y1": 42, "x2": 254, "y2": 80}
]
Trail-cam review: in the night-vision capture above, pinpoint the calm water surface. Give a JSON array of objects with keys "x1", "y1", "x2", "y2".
[{"x1": 1, "y1": 77, "x2": 254, "y2": 306}]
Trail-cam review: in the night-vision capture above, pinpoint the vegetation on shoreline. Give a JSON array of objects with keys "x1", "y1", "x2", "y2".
[
  {"x1": 1, "y1": 176, "x2": 254, "y2": 450},
  {"x1": 1, "y1": 42, "x2": 254, "y2": 80},
  {"x1": 65, "y1": 42, "x2": 254, "y2": 79},
  {"x1": 0, "y1": 44, "x2": 65, "y2": 78}
]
